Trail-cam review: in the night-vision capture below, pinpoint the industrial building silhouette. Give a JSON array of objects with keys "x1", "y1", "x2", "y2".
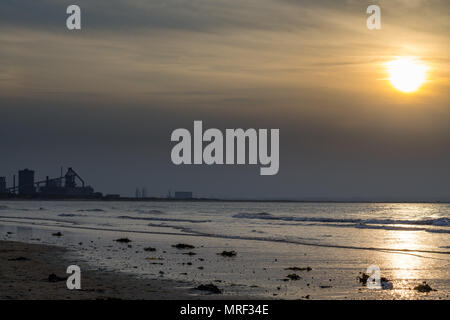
[
  {"x1": 1, "y1": 168, "x2": 195, "y2": 200},
  {"x1": 0, "y1": 167, "x2": 101, "y2": 198}
]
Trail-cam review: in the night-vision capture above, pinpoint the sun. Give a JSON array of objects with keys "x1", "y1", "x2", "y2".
[{"x1": 386, "y1": 58, "x2": 428, "y2": 93}]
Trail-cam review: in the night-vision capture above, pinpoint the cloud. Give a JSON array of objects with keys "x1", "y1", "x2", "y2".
[
  {"x1": 1, "y1": 0, "x2": 448, "y2": 37},
  {"x1": 0, "y1": 0, "x2": 319, "y2": 33},
  {"x1": 0, "y1": 0, "x2": 449, "y2": 199}
]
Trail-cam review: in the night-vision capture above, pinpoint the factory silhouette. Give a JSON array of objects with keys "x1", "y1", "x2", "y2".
[
  {"x1": 0, "y1": 167, "x2": 102, "y2": 199},
  {"x1": 0, "y1": 167, "x2": 194, "y2": 200}
]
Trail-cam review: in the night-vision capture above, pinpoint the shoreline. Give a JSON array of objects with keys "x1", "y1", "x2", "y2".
[
  {"x1": 0, "y1": 240, "x2": 238, "y2": 300},
  {"x1": 1, "y1": 200, "x2": 448, "y2": 300},
  {"x1": 1, "y1": 197, "x2": 449, "y2": 204}
]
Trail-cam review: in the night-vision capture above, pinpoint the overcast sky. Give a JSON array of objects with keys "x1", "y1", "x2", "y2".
[{"x1": 1, "y1": 0, "x2": 449, "y2": 200}]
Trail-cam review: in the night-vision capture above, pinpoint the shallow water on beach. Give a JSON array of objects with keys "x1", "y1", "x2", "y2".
[{"x1": 1, "y1": 201, "x2": 449, "y2": 299}]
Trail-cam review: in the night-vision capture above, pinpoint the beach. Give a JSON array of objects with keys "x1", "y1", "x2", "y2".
[
  {"x1": 0, "y1": 240, "x2": 200, "y2": 300},
  {"x1": 0, "y1": 200, "x2": 449, "y2": 300}
]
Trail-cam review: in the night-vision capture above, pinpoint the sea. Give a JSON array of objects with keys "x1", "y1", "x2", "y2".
[{"x1": 1, "y1": 201, "x2": 449, "y2": 299}]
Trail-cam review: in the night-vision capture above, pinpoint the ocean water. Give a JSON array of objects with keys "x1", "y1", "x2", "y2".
[{"x1": 1, "y1": 201, "x2": 449, "y2": 299}]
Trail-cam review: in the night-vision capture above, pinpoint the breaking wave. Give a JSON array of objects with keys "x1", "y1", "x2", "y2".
[
  {"x1": 0, "y1": 206, "x2": 46, "y2": 212},
  {"x1": 134, "y1": 209, "x2": 165, "y2": 215},
  {"x1": 233, "y1": 213, "x2": 450, "y2": 233},
  {"x1": 118, "y1": 215, "x2": 211, "y2": 223},
  {"x1": 58, "y1": 213, "x2": 86, "y2": 217},
  {"x1": 233, "y1": 212, "x2": 450, "y2": 227},
  {"x1": 77, "y1": 208, "x2": 105, "y2": 212}
]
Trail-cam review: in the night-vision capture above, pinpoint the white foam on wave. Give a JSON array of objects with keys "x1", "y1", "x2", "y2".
[
  {"x1": 77, "y1": 208, "x2": 105, "y2": 212},
  {"x1": 134, "y1": 209, "x2": 165, "y2": 215},
  {"x1": 233, "y1": 212, "x2": 450, "y2": 227},
  {"x1": 58, "y1": 213, "x2": 87, "y2": 217},
  {"x1": 232, "y1": 212, "x2": 450, "y2": 233},
  {"x1": 118, "y1": 215, "x2": 211, "y2": 223}
]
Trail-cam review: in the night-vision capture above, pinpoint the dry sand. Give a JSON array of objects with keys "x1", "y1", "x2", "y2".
[{"x1": 0, "y1": 240, "x2": 211, "y2": 300}]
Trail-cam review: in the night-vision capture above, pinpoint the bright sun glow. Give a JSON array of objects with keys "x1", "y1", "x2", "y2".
[{"x1": 386, "y1": 58, "x2": 428, "y2": 93}]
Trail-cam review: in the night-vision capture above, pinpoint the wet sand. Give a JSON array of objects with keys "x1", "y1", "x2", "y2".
[
  {"x1": 1, "y1": 209, "x2": 448, "y2": 300},
  {"x1": 0, "y1": 240, "x2": 231, "y2": 300}
]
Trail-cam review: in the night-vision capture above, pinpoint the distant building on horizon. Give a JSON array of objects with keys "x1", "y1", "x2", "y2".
[
  {"x1": 1, "y1": 167, "x2": 100, "y2": 198},
  {"x1": 174, "y1": 191, "x2": 193, "y2": 199},
  {"x1": 0, "y1": 176, "x2": 6, "y2": 193},
  {"x1": 18, "y1": 169, "x2": 35, "y2": 196}
]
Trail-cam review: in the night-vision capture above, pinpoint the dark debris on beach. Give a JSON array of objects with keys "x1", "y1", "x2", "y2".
[
  {"x1": 286, "y1": 273, "x2": 301, "y2": 281},
  {"x1": 218, "y1": 250, "x2": 237, "y2": 257},
  {"x1": 172, "y1": 243, "x2": 195, "y2": 249},
  {"x1": 285, "y1": 266, "x2": 312, "y2": 271},
  {"x1": 8, "y1": 256, "x2": 29, "y2": 261},
  {"x1": 357, "y1": 272, "x2": 390, "y2": 286},
  {"x1": 357, "y1": 272, "x2": 393, "y2": 289},
  {"x1": 414, "y1": 282, "x2": 436, "y2": 293},
  {"x1": 47, "y1": 273, "x2": 67, "y2": 282},
  {"x1": 195, "y1": 284, "x2": 222, "y2": 294}
]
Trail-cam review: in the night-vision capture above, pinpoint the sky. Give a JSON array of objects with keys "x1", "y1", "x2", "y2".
[{"x1": 0, "y1": 0, "x2": 449, "y2": 200}]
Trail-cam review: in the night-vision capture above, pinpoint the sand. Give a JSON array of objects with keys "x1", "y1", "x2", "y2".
[{"x1": 0, "y1": 240, "x2": 212, "y2": 300}]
